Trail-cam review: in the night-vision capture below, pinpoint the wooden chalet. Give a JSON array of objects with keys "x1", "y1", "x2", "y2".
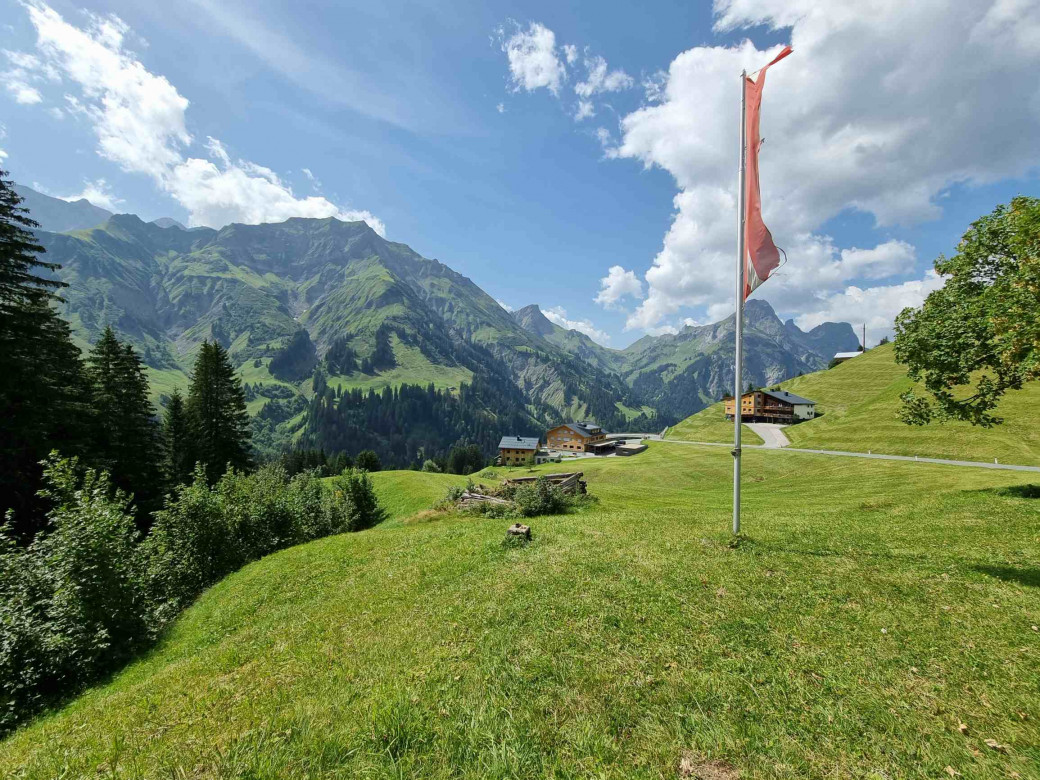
[
  {"x1": 545, "y1": 422, "x2": 610, "y2": 453},
  {"x1": 724, "y1": 389, "x2": 816, "y2": 424}
]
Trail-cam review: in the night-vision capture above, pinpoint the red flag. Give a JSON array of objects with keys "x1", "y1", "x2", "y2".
[{"x1": 743, "y1": 45, "x2": 792, "y2": 299}]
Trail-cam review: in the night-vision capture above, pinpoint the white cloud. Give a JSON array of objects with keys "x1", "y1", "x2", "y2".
[
  {"x1": 595, "y1": 265, "x2": 644, "y2": 309},
  {"x1": 60, "y1": 178, "x2": 122, "y2": 210},
  {"x1": 0, "y1": 148, "x2": 7, "y2": 162},
  {"x1": 499, "y1": 22, "x2": 566, "y2": 96},
  {"x1": 574, "y1": 99, "x2": 595, "y2": 121},
  {"x1": 574, "y1": 54, "x2": 633, "y2": 98},
  {"x1": 14, "y1": 2, "x2": 384, "y2": 234},
  {"x1": 562, "y1": 44, "x2": 578, "y2": 65},
  {"x1": 496, "y1": 102, "x2": 505, "y2": 114},
  {"x1": 496, "y1": 299, "x2": 514, "y2": 311},
  {"x1": 542, "y1": 305, "x2": 611, "y2": 345},
  {"x1": 795, "y1": 271, "x2": 945, "y2": 344},
  {"x1": 608, "y1": 0, "x2": 1040, "y2": 333}
]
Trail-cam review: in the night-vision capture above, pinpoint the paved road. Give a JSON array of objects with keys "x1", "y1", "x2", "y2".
[
  {"x1": 660, "y1": 438, "x2": 1040, "y2": 473},
  {"x1": 744, "y1": 423, "x2": 790, "y2": 448}
]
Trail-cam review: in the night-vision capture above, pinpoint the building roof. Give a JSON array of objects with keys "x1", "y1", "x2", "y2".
[
  {"x1": 761, "y1": 389, "x2": 815, "y2": 406},
  {"x1": 551, "y1": 421, "x2": 603, "y2": 438},
  {"x1": 833, "y1": 351, "x2": 861, "y2": 359},
  {"x1": 498, "y1": 436, "x2": 540, "y2": 451}
]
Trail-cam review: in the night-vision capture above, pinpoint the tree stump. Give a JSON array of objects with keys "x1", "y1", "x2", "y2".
[{"x1": 506, "y1": 523, "x2": 531, "y2": 541}]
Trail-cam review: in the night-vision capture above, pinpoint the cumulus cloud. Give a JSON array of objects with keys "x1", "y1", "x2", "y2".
[
  {"x1": 60, "y1": 178, "x2": 122, "y2": 210},
  {"x1": 607, "y1": 0, "x2": 1040, "y2": 333},
  {"x1": 495, "y1": 299, "x2": 514, "y2": 311},
  {"x1": 542, "y1": 306, "x2": 611, "y2": 345},
  {"x1": 595, "y1": 265, "x2": 644, "y2": 309},
  {"x1": 574, "y1": 100, "x2": 595, "y2": 121},
  {"x1": 574, "y1": 54, "x2": 633, "y2": 98},
  {"x1": 12, "y1": 2, "x2": 384, "y2": 234},
  {"x1": 498, "y1": 22, "x2": 566, "y2": 96}
]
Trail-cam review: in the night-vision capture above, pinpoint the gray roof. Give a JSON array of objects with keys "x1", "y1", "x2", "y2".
[
  {"x1": 762, "y1": 389, "x2": 815, "y2": 406},
  {"x1": 833, "y1": 351, "x2": 861, "y2": 359},
  {"x1": 560, "y1": 422, "x2": 603, "y2": 438},
  {"x1": 498, "y1": 436, "x2": 540, "y2": 450}
]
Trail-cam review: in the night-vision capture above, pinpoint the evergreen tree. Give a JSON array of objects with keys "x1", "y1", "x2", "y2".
[
  {"x1": 84, "y1": 327, "x2": 162, "y2": 517},
  {"x1": 162, "y1": 389, "x2": 193, "y2": 489},
  {"x1": 185, "y1": 341, "x2": 252, "y2": 483},
  {"x1": 0, "y1": 171, "x2": 91, "y2": 535}
]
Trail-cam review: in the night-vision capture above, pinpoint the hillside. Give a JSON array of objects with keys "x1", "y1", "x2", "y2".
[
  {"x1": 2, "y1": 445, "x2": 1037, "y2": 777},
  {"x1": 670, "y1": 343, "x2": 1040, "y2": 465},
  {"x1": 12, "y1": 184, "x2": 113, "y2": 233},
  {"x1": 512, "y1": 300, "x2": 859, "y2": 422}
]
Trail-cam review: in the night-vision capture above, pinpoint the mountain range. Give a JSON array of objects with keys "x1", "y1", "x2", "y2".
[{"x1": 20, "y1": 184, "x2": 859, "y2": 457}]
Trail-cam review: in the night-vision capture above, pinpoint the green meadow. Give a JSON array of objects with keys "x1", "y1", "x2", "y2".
[
  {"x1": 2, "y1": 442, "x2": 1038, "y2": 779},
  {"x1": 669, "y1": 344, "x2": 1040, "y2": 465}
]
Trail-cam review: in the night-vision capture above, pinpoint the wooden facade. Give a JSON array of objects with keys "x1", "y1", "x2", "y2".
[
  {"x1": 497, "y1": 436, "x2": 540, "y2": 466},
  {"x1": 545, "y1": 422, "x2": 606, "y2": 453},
  {"x1": 724, "y1": 390, "x2": 815, "y2": 424}
]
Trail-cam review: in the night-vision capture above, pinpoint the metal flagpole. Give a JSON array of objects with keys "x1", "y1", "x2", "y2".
[{"x1": 733, "y1": 70, "x2": 747, "y2": 537}]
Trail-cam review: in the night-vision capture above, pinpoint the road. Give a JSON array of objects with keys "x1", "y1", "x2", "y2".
[
  {"x1": 744, "y1": 423, "x2": 790, "y2": 448},
  {"x1": 658, "y1": 438, "x2": 1040, "y2": 473}
]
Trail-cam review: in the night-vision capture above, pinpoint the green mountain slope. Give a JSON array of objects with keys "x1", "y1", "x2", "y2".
[
  {"x1": 3, "y1": 446, "x2": 1037, "y2": 777},
  {"x1": 513, "y1": 300, "x2": 859, "y2": 422},
  {"x1": 671, "y1": 343, "x2": 1040, "y2": 465}
]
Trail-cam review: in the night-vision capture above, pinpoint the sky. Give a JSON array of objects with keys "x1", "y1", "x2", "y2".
[{"x1": 1, "y1": 0, "x2": 1038, "y2": 348}]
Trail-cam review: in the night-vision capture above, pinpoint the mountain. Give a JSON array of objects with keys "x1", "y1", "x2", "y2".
[
  {"x1": 512, "y1": 299, "x2": 859, "y2": 421},
  {"x1": 12, "y1": 183, "x2": 113, "y2": 233},
  {"x1": 151, "y1": 217, "x2": 188, "y2": 230},
  {"x1": 33, "y1": 214, "x2": 656, "y2": 461}
]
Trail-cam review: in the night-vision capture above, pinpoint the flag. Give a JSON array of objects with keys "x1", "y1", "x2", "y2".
[{"x1": 743, "y1": 45, "x2": 792, "y2": 299}]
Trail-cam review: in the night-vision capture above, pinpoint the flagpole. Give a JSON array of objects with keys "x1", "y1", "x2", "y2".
[{"x1": 733, "y1": 69, "x2": 747, "y2": 537}]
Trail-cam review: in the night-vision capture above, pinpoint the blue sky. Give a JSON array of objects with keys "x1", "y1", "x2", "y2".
[{"x1": 2, "y1": 0, "x2": 1038, "y2": 347}]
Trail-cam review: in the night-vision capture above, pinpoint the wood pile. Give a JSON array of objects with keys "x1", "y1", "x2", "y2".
[
  {"x1": 502, "y1": 472, "x2": 587, "y2": 495},
  {"x1": 457, "y1": 491, "x2": 511, "y2": 508}
]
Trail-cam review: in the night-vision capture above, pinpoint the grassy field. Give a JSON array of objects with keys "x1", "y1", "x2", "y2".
[
  {"x1": 668, "y1": 411, "x2": 764, "y2": 445},
  {"x1": 368, "y1": 470, "x2": 470, "y2": 527},
  {"x1": 2, "y1": 444, "x2": 1039, "y2": 778},
  {"x1": 669, "y1": 345, "x2": 1040, "y2": 465}
]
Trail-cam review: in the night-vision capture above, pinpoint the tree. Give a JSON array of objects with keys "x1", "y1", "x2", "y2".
[
  {"x1": 0, "y1": 171, "x2": 91, "y2": 534},
  {"x1": 895, "y1": 197, "x2": 1040, "y2": 426},
  {"x1": 185, "y1": 341, "x2": 252, "y2": 483},
  {"x1": 355, "y1": 450, "x2": 381, "y2": 472},
  {"x1": 162, "y1": 389, "x2": 193, "y2": 488},
  {"x1": 85, "y1": 327, "x2": 162, "y2": 518}
]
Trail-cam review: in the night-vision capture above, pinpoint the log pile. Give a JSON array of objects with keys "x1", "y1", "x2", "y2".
[
  {"x1": 502, "y1": 472, "x2": 587, "y2": 495},
  {"x1": 457, "y1": 491, "x2": 511, "y2": 508}
]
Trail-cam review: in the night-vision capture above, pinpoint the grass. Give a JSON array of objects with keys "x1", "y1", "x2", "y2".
[
  {"x1": 668, "y1": 412, "x2": 764, "y2": 445},
  {"x1": 2, "y1": 444, "x2": 1039, "y2": 778},
  {"x1": 669, "y1": 344, "x2": 1040, "y2": 465},
  {"x1": 367, "y1": 470, "x2": 469, "y2": 527},
  {"x1": 322, "y1": 334, "x2": 474, "y2": 395},
  {"x1": 780, "y1": 345, "x2": 1040, "y2": 465}
]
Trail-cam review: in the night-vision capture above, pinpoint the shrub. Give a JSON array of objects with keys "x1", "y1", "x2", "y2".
[
  {"x1": 0, "y1": 455, "x2": 146, "y2": 731},
  {"x1": 512, "y1": 477, "x2": 567, "y2": 518},
  {"x1": 355, "y1": 450, "x2": 382, "y2": 472},
  {"x1": 329, "y1": 469, "x2": 386, "y2": 532},
  {"x1": 421, "y1": 459, "x2": 441, "y2": 473}
]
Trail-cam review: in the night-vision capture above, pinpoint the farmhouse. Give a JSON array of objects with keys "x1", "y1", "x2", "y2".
[
  {"x1": 497, "y1": 436, "x2": 540, "y2": 466},
  {"x1": 724, "y1": 389, "x2": 816, "y2": 424},
  {"x1": 545, "y1": 422, "x2": 608, "y2": 453}
]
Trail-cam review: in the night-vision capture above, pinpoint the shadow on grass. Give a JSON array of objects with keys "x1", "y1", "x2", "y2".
[
  {"x1": 969, "y1": 484, "x2": 1040, "y2": 499},
  {"x1": 974, "y1": 564, "x2": 1040, "y2": 588}
]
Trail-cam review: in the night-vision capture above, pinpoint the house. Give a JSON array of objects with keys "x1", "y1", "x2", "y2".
[
  {"x1": 724, "y1": 389, "x2": 816, "y2": 424},
  {"x1": 832, "y1": 351, "x2": 861, "y2": 364},
  {"x1": 545, "y1": 422, "x2": 607, "y2": 453},
  {"x1": 497, "y1": 436, "x2": 541, "y2": 466}
]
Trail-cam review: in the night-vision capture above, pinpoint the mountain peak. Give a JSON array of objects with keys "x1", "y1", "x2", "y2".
[{"x1": 512, "y1": 304, "x2": 556, "y2": 338}]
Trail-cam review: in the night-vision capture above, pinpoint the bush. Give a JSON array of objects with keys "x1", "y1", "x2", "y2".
[
  {"x1": 0, "y1": 456, "x2": 146, "y2": 731},
  {"x1": 329, "y1": 469, "x2": 386, "y2": 532},
  {"x1": 355, "y1": 450, "x2": 382, "y2": 472},
  {"x1": 421, "y1": 459, "x2": 441, "y2": 473},
  {"x1": 512, "y1": 477, "x2": 567, "y2": 518}
]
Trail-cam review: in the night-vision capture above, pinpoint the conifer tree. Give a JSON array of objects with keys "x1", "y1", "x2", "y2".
[
  {"x1": 0, "y1": 171, "x2": 91, "y2": 534},
  {"x1": 161, "y1": 389, "x2": 193, "y2": 488},
  {"x1": 186, "y1": 341, "x2": 252, "y2": 483},
  {"x1": 85, "y1": 327, "x2": 161, "y2": 518}
]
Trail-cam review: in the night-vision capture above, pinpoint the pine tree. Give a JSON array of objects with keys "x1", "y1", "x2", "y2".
[
  {"x1": 161, "y1": 389, "x2": 193, "y2": 489},
  {"x1": 0, "y1": 171, "x2": 91, "y2": 535},
  {"x1": 85, "y1": 327, "x2": 162, "y2": 519},
  {"x1": 186, "y1": 341, "x2": 252, "y2": 483}
]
